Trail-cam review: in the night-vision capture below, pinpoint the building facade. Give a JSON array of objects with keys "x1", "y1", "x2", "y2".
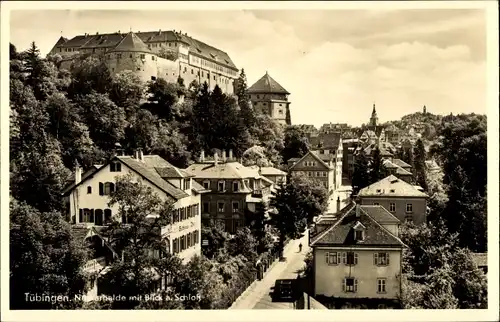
[
  {"x1": 185, "y1": 150, "x2": 278, "y2": 233},
  {"x1": 310, "y1": 203, "x2": 405, "y2": 309},
  {"x1": 248, "y1": 72, "x2": 291, "y2": 125},
  {"x1": 50, "y1": 30, "x2": 239, "y2": 94},
  {"x1": 62, "y1": 150, "x2": 207, "y2": 300},
  {"x1": 357, "y1": 175, "x2": 428, "y2": 225}
]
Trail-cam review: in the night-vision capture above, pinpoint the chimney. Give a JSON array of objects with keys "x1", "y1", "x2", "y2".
[
  {"x1": 200, "y1": 150, "x2": 205, "y2": 163},
  {"x1": 229, "y1": 149, "x2": 233, "y2": 160},
  {"x1": 75, "y1": 160, "x2": 82, "y2": 184},
  {"x1": 137, "y1": 148, "x2": 144, "y2": 162},
  {"x1": 355, "y1": 204, "x2": 360, "y2": 218},
  {"x1": 214, "y1": 152, "x2": 218, "y2": 166}
]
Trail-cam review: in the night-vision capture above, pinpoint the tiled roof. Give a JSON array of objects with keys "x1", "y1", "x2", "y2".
[
  {"x1": 392, "y1": 159, "x2": 412, "y2": 168},
  {"x1": 311, "y1": 204, "x2": 405, "y2": 247},
  {"x1": 358, "y1": 175, "x2": 427, "y2": 198},
  {"x1": 118, "y1": 156, "x2": 188, "y2": 200},
  {"x1": 248, "y1": 165, "x2": 287, "y2": 176},
  {"x1": 358, "y1": 205, "x2": 400, "y2": 224},
  {"x1": 57, "y1": 30, "x2": 237, "y2": 70},
  {"x1": 383, "y1": 160, "x2": 399, "y2": 169},
  {"x1": 186, "y1": 161, "x2": 254, "y2": 179},
  {"x1": 395, "y1": 166, "x2": 413, "y2": 176},
  {"x1": 308, "y1": 132, "x2": 342, "y2": 150},
  {"x1": 191, "y1": 180, "x2": 209, "y2": 194},
  {"x1": 62, "y1": 165, "x2": 103, "y2": 195},
  {"x1": 248, "y1": 72, "x2": 289, "y2": 94},
  {"x1": 311, "y1": 151, "x2": 335, "y2": 162},
  {"x1": 289, "y1": 150, "x2": 331, "y2": 171},
  {"x1": 109, "y1": 32, "x2": 151, "y2": 53}
]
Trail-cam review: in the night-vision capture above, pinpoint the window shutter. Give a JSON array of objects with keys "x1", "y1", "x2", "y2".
[
  {"x1": 79, "y1": 209, "x2": 83, "y2": 223},
  {"x1": 374, "y1": 253, "x2": 378, "y2": 265},
  {"x1": 99, "y1": 182, "x2": 104, "y2": 195},
  {"x1": 354, "y1": 279, "x2": 358, "y2": 292},
  {"x1": 326, "y1": 253, "x2": 329, "y2": 264},
  {"x1": 110, "y1": 183, "x2": 115, "y2": 193},
  {"x1": 342, "y1": 278, "x2": 346, "y2": 292},
  {"x1": 342, "y1": 252, "x2": 347, "y2": 264},
  {"x1": 386, "y1": 253, "x2": 390, "y2": 265},
  {"x1": 354, "y1": 253, "x2": 358, "y2": 265}
]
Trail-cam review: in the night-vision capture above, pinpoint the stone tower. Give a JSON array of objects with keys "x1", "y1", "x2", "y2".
[
  {"x1": 423, "y1": 105, "x2": 427, "y2": 114},
  {"x1": 247, "y1": 71, "x2": 291, "y2": 125}
]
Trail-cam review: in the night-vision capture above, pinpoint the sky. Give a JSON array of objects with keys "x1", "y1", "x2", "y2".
[{"x1": 9, "y1": 6, "x2": 488, "y2": 127}]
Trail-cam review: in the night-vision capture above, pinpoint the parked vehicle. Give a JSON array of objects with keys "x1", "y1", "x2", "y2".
[{"x1": 272, "y1": 279, "x2": 296, "y2": 301}]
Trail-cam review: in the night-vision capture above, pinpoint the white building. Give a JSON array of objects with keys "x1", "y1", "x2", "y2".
[{"x1": 62, "y1": 149, "x2": 208, "y2": 300}]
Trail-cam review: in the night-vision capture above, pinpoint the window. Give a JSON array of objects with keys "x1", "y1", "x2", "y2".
[
  {"x1": 187, "y1": 234, "x2": 191, "y2": 248},
  {"x1": 100, "y1": 182, "x2": 115, "y2": 195},
  {"x1": 232, "y1": 201, "x2": 239, "y2": 213},
  {"x1": 390, "y1": 189, "x2": 395, "y2": 193},
  {"x1": 191, "y1": 69, "x2": 194, "y2": 74},
  {"x1": 373, "y1": 202, "x2": 379, "y2": 206},
  {"x1": 104, "y1": 209, "x2": 112, "y2": 224},
  {"x1": 343, "y1": 278, "x2": 357, "y2": 293},
  {"x1": 213, "y1": 75, "x2": 216, "y2": 80},
  {"x1": 183, "y1": 179, "x2": 190, "y2": 190},
  {"x1": 326, "y1": 252, "x2": 341, "y2": 265},
  {"x1": 94, "y1": 209, "x2": 103, "y2": 225},
  {"x1": 316, "y1": 171, "x2": 320, "y2": 177},
  {"x1": 374, "y1": 252, "x2": 390, "y2": 266},
  {"x1": 180, "y1": 236, "x2": 186, "y2": 251},
  {"x1": 343, "y1": 252, "x2": 358, "y2": 265},
  {"x1": 218, "y1": 181, "x2": 225, "y2": 192},
  {"x1": 130, "y1": 54, "x2": 133, "y2": 58},
  {"x1": 279, "y1": 110, "x2": 283, "y2": 114},
  {"x1": 201, "y1": 71, "x2": 204, "y2": 77},
  {"x1": 117, "y1": 54, "x2": 122, "y2": 59},
  {"x1": 355, "y1": 230, "x2": 364, "y2": 241},
  {"x1": 203, "y1": 180, "x2": 210, "y2": 190},
  {"x1": 152, "y1": 56, "x2": 155, "y2": 61},
  {"x1": 173, "y1": 238, "x2": 179, "y2": 254},
  {"x1": 377, "y1": 278, "x2": 387, "y2": 293},
  {"x1": 110, "y1": 162, "x2": 122, "y2": 172},
  {"x1": 376, "y1": 189, "x2": 382, "y2": 193},
  {"x1": 390, "y1": 203, "x2": 396, "y2": 212},
  {"x1": 217, "y1": 202, "x2": 225, "y2": 213},
  {"x1": 140, "y1": 54, "x2": 145, "y2": 59},
  {"x1": 151, "y1": 76, "x2": 157, "y2": 81},
  {"x1": 202, "y1": 202, "x2": 209, "y2": 213},
  {"x1": 87, "y1": 186, "x2": 92, "y2": 194},
  {"x1": 405, "y1": 216, "x2": 413, "y2": 224},
  {"x1": 406, "y1": 203, "x2": 413, "y2": 213},
  {"x1": 233, "y1": 181, "x2": 239, "y2": 192}
]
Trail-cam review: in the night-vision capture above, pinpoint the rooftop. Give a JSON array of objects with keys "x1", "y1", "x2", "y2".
[
  {"x1": 109, "y1": 32, "x2": 152, "y2": 53},
  {"x1": 358, "y1": 175, "x2": 428, "y2": 198},
  {"x1": 311, "y1": 203, "x2": 404, "y2": 247},
  {"x1": 307, "y1": 132, "x2": 342, "y2": 150},
  {"x1": 248, "y1": 72, "x2": 289, "y2": 95}
]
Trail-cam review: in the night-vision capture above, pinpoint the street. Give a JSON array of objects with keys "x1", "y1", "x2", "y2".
[{"x1": 229, "y1": 231, "x2": 310, "y2": 309}]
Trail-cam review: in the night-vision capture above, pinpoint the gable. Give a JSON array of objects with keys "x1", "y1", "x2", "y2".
[{"x1": 290, "y1": 152, "x2": 329, "y2": 171}]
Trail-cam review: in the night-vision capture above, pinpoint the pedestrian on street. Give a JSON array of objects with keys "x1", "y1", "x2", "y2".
[{"x1": 299, "y1": 243, "x2": 302, "y2": 252}]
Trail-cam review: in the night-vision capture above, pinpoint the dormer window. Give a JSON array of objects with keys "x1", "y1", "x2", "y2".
[
  {"x1": 376, "y1": 189, "x2": 382, "y2": 193},
  {"x1": 218, "y1": 181, "x2": 225, "y2": 192},
  {"x1": 183, "y1": 179, "x2": 191, "y2": 190},
  {"x1": 352, "y1": 221, "x2": 366, "y2": 241},
  {"x1": 110, "y1": 162, "x2": 121, "y2": 172},
  {"x1": 390, "y1": 189, "x2": 395, "y2": 193},
  {"x1": 203, "y1": 180, "x2": 210, "y2": 190},
  {"x1": 233, "y1": 181, "x2": 240, "y2": 192}
]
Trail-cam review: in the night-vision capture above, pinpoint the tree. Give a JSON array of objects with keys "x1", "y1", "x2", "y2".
[
  {"x1": 281, "y1": 125, "x2": 310, "y2": 163},
  {"x1": 269, "y1": 176, "x2": 328, "y2": 258},
  {"x1": 413, "y1": 139, "x2": 428, "y2": 191},
  {"x1": 227, "y1": 227, "x2": 258, "y2": 262},
  {"x1": 249, "y1": 115, "x2": 285, "y2": 165},
  {"x1": 351, "y1": 149, "x2": 370, "y2": 195},
  {"x1": 68, "y1": 56, "x2": 113, "y2": 97},
  {"x1": 242, "y1": 145, "x2": 270, "y2": 167},
  {"x1": 10, "y1": 198, "x2": 89, "y2": 309},
  {"x1": 108, "y1": 70, "x2": 145, "y2": 119},
  {"x1": 285, "y1": 105, "x2": 292, "y2": 125},
  {"x1": 368, "y1": 147, "x2": 386, "y2": 184},
  {"x1": 234, "y1": 68, "x2": 256, "y2": 129},
  {"x1": 75, "y1": 92, "x2": 128, "y2": 152},
  {"x1": 142, "y1": 78, "x2": 183, "y2": 122},
  {"x1": 201, "y1": 220, "x2": 230, "y2": 259},
  {"x1": 98, "y1": 174, "x2": 176, "y2": 309}
]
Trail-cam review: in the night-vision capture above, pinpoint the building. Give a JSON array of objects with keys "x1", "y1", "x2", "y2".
[
  {"x1": 357, "y1": 175, "x2": 428, "y2": 225},
  {"x1": 185, "y1": 150, "x2": 279, "y2": 233},
  {"x1": 289, "y1": 149, "x2": 342, "y2": 192},
  {"x1": 248, "y1": 165, "x2": 287, "y2": 185},
  {"x1": 310, "y1": 202, "x2": 405, "y2": 309},
  {"x1": 248, "y1": 72, "x2": 291, "y2": 125},
  {"x1": 50, "y1": 30, "x2": 239, "y2": 94},
  {"x1": 472, "y1": 252, "x2": 488, "y2": 274},
  {"x1": 319, "y1": 123, "x2": 350, "y2": 134},
  {"x1": 382, "y1": 160, "x2": 413, "y2": 183},
  {"x1": 62, "y1": 149, "x2": 207, "y2": 299},
  {"x1": 342, "y1": 138, "x2": 360, "y2": 180}
]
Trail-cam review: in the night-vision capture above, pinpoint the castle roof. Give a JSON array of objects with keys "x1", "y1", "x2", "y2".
[
  {"x1": 248, "y1": 72, "x2": 289, "y2": 95},
  {"x1": 55, "y1": 30, "x2": 238, "y2": 70},
  {"x1": 358, "y1": 175, "x2": 428, "y2": 198},
  {"x1": 109, "y1": 32, "x2": 152, "y2": 53}
]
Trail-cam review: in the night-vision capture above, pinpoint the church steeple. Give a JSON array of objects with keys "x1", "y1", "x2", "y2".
[{"x1": 369, "y1": 103, "x2": 379, "y2": 128}]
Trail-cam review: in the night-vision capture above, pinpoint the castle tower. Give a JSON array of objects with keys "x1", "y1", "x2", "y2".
[
  {"x1": 423, "y1": 105, "x2": 427, "y2": 114},
  {"x1": 369, "y1": 103, "x2": 379, "y2": 129},
  {"x1": 247, "y1": 71, "x2": 291, "y2": 125}
]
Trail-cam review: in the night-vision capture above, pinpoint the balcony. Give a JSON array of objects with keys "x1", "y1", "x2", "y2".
[{"x1": 83, "y1": 256, "x2": 106, "y2": 273}]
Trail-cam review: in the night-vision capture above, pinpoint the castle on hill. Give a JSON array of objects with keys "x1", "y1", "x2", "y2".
[{"x1": 50, "y1": 29, "x2": 239, "y2": 94}]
